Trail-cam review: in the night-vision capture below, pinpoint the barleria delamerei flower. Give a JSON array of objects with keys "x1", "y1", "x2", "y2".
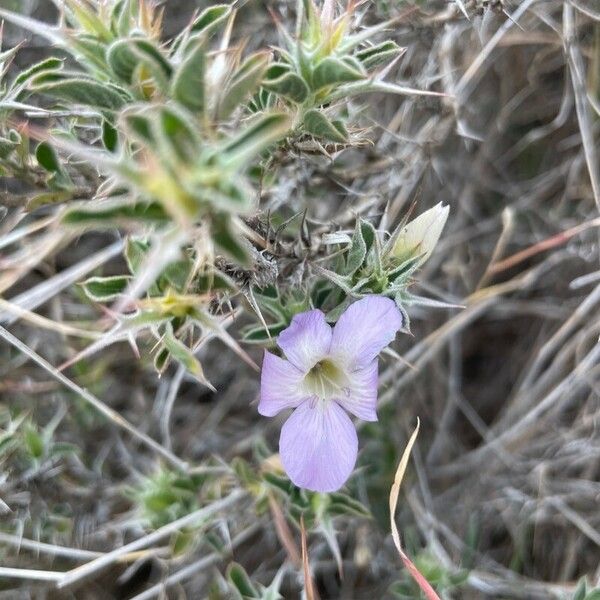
[{"x1": 259, "y1": 296, "x2": 402, "y2": 492}]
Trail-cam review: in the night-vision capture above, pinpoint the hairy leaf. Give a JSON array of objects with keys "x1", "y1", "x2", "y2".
[{"x1": 303, "y1": 109, "x2": 348, "y2": 143}]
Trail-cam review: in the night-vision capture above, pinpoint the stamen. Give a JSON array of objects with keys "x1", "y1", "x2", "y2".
[{"x1": 303, "y1": 358, "x2": 348, "y2": 401}]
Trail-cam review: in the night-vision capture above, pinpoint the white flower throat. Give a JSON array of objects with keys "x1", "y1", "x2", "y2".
[{"x1": 303, "y1": 358, "x2": 350, "y2": 403}]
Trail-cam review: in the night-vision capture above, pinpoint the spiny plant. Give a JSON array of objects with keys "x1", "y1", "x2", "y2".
[
  {"x1": 0, "y1": 0, "x2": 445, "y2": 384},
  {"x1": 0, "y1": 0, "x2": 451, "y2": 595}
]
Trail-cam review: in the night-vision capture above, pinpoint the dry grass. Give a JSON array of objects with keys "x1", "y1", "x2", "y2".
[{"x1": 0, "y1": 0, "x2": 598, "y2": 598}]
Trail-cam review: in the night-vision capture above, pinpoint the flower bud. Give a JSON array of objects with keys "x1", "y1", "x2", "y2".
[{"x1": 392, "y1": 202, "x2": 449, "y2": 265}]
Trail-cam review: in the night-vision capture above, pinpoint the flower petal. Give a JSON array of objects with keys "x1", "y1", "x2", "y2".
[
  {"x1": 335, "y1": 360, "x2": 378, "y2": 421},
  {"x1": 259, "y1": 351, "x2": 308, "y2": 417},
  {"x1": 277, "y1": 309, "x2": 332, "y2": 371},
  {"x1": 279, "y1": 400, "x2": 358, "y2": 492},
  {"x1": 330, "y1": 296, "x2": 402, "y2": 369}
]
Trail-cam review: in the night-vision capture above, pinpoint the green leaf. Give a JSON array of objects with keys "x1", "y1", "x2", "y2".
[
  {"x1": 218, "y1": 51, "x2": 270, "y2": 119},
  {"x1": 31, "y1": 77, "x2": 129, "y2": 111},
  {"x1": 81, "y1": 275, "x2": 131, "y2": 302},
  {"x1": 13, "y1": 57, "x2": 63, "y2": 87},
  {"x1": 35, "y1": 142, "x2": 61, "y2": 173},
  {"x1": 356, "y1": 40, "x2": 403, "y2": 70},
  {"x1": 64, "y1": 0, "x2": 113, "y2": 41},
  {"x1": 114, "y1": 0, "x2": 139, "y2": 37},
  {"x1": 106, "y1": 38, "x2": 140, "y2": 82},
  {"x1": 102, "y1": 119, "x2": 118, "y2": 152},
  {"x1": 264, "y1": 63, "x2": 309, "y2": 103},
  {"x1": 161, "y1": 259, "x2": 193, "y2": 292},
  {"x1": 125, "y1": 238, "x2": 150, "y2": 275},
  {"x1": 154, "y1": 346, "x2": 171, "y2": 375},
  {"x1": 222, "y1": 113, "x2": 290, "y2": 165},
  {"x1": 575, "y1": 580, "x2": 593, "y2": 600},
  {"x1": 107, "y1": 38, "x2": 172, "y2": 89},
  {"x1": 211, "y1": 215, "x2": 250, "y2": 265},
  {"x1": 303, "y1": 109, "x2": 348, "y2": 143},
  {"x1": 27, "y1": 190, "x2": 74, "y2": 210},
  {"x1": 190, "y1": 4, "x2": 232, "y2": 36},
  {"x1": 170, "y1": 529, "x2": 196, "y2": 556},
  {"x1": 585, "y1": 591, "x2": 600, "y2": 600},
  {"x1": 23, "y1": 424, "x2": 45, "y2": 460},
  {"x1": 70, "y1": 35, "x2": 110, "y2": 71},
  {"x1": 63, "y1": 201, "x2": 168, "y2": 226},
  {"x1": 172, "y1": 36, "x2": 206, "y2": 113},
  {"x1": 311, "y1": 56, "x2": 365, "y2": 91},
  {"x1": 122, "y1": 111, "x2": 155, "y2": 145},
  {"x1": 49, "y1": 442, "x2": 79, "y2": 458},
  {"x1": 241, "y1": 323, "x2": 286, "y2": 344},
  {"x1": 360, "y1": 219, "x2": 376, "y2": 253},
  {"x1": 346, "y1": 219, "x2": 367, "y2": 274},
  {"x1": 162, "y1": 323, "x2": 215, "y2": 390},
  {"x1": 154, "y1": 105, "x2": 201, "y2": 165},
  {"x1": 0, "y1": 136, "x2": 17, "y2": 159},
  {"x1": 227, "y1": 563, "x2": 259, "y2": 599},
  {"x1": 327, "y1": 492, "x2": 371, "y2": 517}
]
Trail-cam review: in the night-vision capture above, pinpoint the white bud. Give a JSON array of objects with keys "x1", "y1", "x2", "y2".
[{"x1": 392, "y1": 202, "x2": 449, "y2": 265}]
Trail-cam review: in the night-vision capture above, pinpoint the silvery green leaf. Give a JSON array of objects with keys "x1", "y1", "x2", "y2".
[
  {"x1": 0, "y1": 136, "x2": 17, "y2": 159},
  {"x1": 264, "y1": 63, "x2": 309, "y2": 103},
  {"x1": 26, "y1": 190, "x2": 74, "y2": 210},
  {"x1": 115, "y1": 38, "x2": 172, "y2": 89},
  {"x1": 393, "y1": 296, "x2": 411, "y2": 332},
  {"x1": 328, "y1": 492, "x2": 371, "y2": 517},
  {"x1": 254, "y1": 291, "x2": 288, "y2": 321},
  {"x1": 63, "y1": 200, "x2": 167, "y2": 226},
  {"x1": 106, "y1": 38, "x2": 140, "y2": 82},
  {"x1": 222, "y1": 113, "x2": 290, "y2": 166},
  {"x1": 171, "y1": 35, "x2": 206, "y2": 113},
  {"x1": 573, "y1": 580, "x2": 587, "y2": 600},
  {"x1": 218, "y1": 51, "x2": 270, "y2": 119},
  {"x1": 171, "y1": 4, "x2": 231, "y2": 55},
  {"x1": 322, "y1": 232, "x2": 352, "y2": 245},
  {"x1": 155, "y1": 105, "x2": 201, "y2": 165},
  {"x1": 30, "y1": 76, "x2": 130, "y2": 111},
  {"x1": 125, "y1": 238, "x2": 150, "y2": 275},
  {"x1": 13, "y1": 57, "x2": 63, "y2": 88},
  {"x1": 35, "y1": 141, "x2": 61, "y2": 173},
  {"x1": 63, "y1": 0, "x2": 113, "y2": 41},
  {"x1": 360, "y1": 219, "x2": 376, "y2": 252},
  {"x1": 356, "y1": 40, "x2": 403, "y2": 70},
  {"x1": 241, "y1": 323, "x2": 286, "y2": 344},
  {"x1": 303, "y1": 109, "x2": 348, "y2": 143},
  {"x1": 114, "y1": 0, "x2": 140, "y2": 37},
  {"x1": 311, "y1": 55, "x2": 365, "y2": 91},
  {"x1": 81, "y1": 275, "x2": 131, "y2": 302},
  {"x1": 162, "y1": 323, "x2": 215, "y2": 391},
  {"x1": 314, "y1": 265, "x2": 354, "y2": 293},
  {"x1": 189, "y1": 4, "x2": 232, "y2": 36},
  {"x1": 346, "y1": 219, "x2": 367, "y2": 275},
  {"x1": 327, "y1": 79, "x2": 446, "y2": 104},
  {"x1": 153, "y1": 345, "x2": 171, "y2": 375},
  {"x1": 121, "y1": 110, "x2": 155, "y2": 145},
  {"x1": 387, "y1": 255, "x2": 421, "y2": 283},
  {"x1": 227, "y1": 563, "x2": 259, "y2": 599},
  {"x1": 70, "y1": 36, "x2": 111, "y2": 72},
  {"x1": 160, "y1": 259, "x2": 193, "y2": 292},
  {"x1": 102, "y1": 119, "x2": 118, "y2": 152}
]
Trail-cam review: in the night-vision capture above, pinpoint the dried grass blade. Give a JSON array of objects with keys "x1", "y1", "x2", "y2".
[{"x1": 389, "y1": 418, "x2": 440, "y2": 600}]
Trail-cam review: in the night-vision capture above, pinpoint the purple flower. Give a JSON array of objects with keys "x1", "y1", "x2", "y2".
[{"x1": 258, "y1": 296, "x2": 403, "y2": 492}]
